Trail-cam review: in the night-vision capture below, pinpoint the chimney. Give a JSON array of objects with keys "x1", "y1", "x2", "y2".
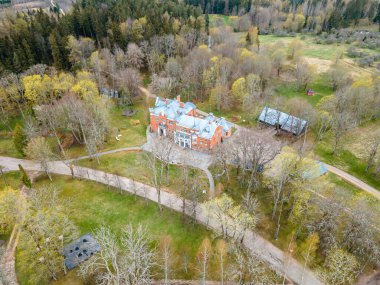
[{"x1": 176, "y1": 95, "x2": 181, "y2": 102}]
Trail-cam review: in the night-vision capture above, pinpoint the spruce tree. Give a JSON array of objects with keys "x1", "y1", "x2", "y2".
[
  {"x1": 374, "y1": 3, "x2": 380, "y2": 32},
  {"x1": 18, "y1": 164, "x2": 32, "y2": 189}
]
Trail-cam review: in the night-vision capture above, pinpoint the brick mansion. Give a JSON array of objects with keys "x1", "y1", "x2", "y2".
[{"x1": 149, "y1": 96, "x2": 233, "y2": 151}]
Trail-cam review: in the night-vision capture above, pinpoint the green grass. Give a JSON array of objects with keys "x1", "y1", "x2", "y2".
[
  {"x1": 15, "y1": 176, "x2": 216, "y2": 285},
  {"x1": 0, "y1": 136, "x2": 23, "y2": 158},
  {"x1": 209, "y1": 14, "x2": 237, "y2": 28},
  {"x1": 274, "y1": 74, "x2": 333, "y2": 106},
  {"x1": 76, "y1": 151, "x2": 209, "y2": 196},
  {"x1": 315, "y1": 142, "x2": 380, "y2": 190},
  {"x1": 259, "y1": 34, "x2": 379, "y2": 61},
  {"x1": 0, "y1": 171, "x2": 22, "y2": 190}
]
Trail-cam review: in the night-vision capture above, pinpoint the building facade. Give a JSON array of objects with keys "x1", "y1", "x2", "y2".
[{"x1": 149, "y1": 96, "x2": 233, "y2": 151}]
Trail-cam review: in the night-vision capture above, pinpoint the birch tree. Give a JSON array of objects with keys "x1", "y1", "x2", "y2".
[
  {"x1": 80, "y1": 224, "x2": 154, "y2": 285},
  {"x1": 146, "y1": 138, "x2": 173, "y2": 211},
  {"x1": 159, "y1": 235, "x2": 172, "y2": 285},
  {"x1": 25, "y1": 137, "x2": 54, "y2": 181},
  {"x1": 197, "y1": 238, "x2": 212, "y2": 285}
]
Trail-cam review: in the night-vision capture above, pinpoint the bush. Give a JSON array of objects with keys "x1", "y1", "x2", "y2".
[{"x1": 13, "y1": 124, "x2": 28, "y2": 156}]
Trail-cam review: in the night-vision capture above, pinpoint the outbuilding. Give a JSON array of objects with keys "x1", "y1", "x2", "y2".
[{"x1": 258, "y1": 106, "x2": 308, "y2": 136}]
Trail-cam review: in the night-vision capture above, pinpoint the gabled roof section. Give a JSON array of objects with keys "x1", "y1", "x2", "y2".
[
  {"x1": 149, "y1": 97, "x2": 196, "y2": 121},
  {"x1": 216, "y1": 117, "x2": 233, "y2": 134},
  {"x1": 63, "y1": 234, "x2": 101, "y2": 270},
  {"x1": 177, "y1": 115, "x2": 219, "y2": 140},
  {"x1": 258, "y1": 106, "x2": 307, "y2": 136}
]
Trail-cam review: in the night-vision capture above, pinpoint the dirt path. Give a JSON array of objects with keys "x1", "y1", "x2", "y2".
[
  {"x1": 325, "y1": 164, "x2": 380, "y2": 200},
  {"x1": 0, "y1": 155, "x2": 324, "y2": 285}
]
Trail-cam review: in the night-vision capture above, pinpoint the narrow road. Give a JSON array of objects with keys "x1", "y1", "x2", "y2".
[
  {"x1": 67, "y1": 146, "x2": 142, "y2": 163},
  {"x1": 0, "y1": 155, "x2": 324, "y2": 285},
  {"x1": 325, "y1": 164, "x2": 380, "y2": 200}
]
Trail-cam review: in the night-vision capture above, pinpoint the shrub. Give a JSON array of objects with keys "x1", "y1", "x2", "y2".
[{"x1": 13, "y1": 124, "x2": 28, "y2": 156}]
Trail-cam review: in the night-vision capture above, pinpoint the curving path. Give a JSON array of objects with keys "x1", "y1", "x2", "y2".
[{"x1": 0, "y1": 155, "x2": 324, "y2": 285}]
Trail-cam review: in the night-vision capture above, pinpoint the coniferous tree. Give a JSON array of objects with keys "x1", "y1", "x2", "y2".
[{"x1": 18, "y1": 164, "x2": 32, "y2": 189}]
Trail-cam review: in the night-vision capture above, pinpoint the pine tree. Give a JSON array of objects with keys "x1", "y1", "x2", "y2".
[
  {"x1": 246, "y1": 31, "x2": 251, "y2": 46},
  {"x1": 13, "y1": 124, "x2": 28, "y2": 156},
  {"x1": 374, "y1": 3, "x2": 380, "y2": 32},
  {"x1": 18, "y1": 164, "x2": 32, "y2": 189},
  {"x1": 205, "y1": 12, "x2": 209, "y2": 35}
]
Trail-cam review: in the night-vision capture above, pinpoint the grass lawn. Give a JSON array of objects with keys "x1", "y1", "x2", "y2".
[
  {"x1": 274, "y1": 73, "x2": 333, "y2": 107},
  {"x1": 259, "y1": 34, "x2": 379, "y2": 61},
  {"x1": 0, "y1": 115, "x2": 24, "y2": 158},
  {"x1": 315, "y1": 137, "x2": 380, "y2": 190},
  {"x1": 15, "y1": 175, "x2": 217, "y2": 285},
  {"x1": 76, "y1": 151, "x2": 209, "y2": 196},
  {"x1": 0, "y1": 136, "x2": 23, "y2": 158},
  {"x1": 0, "y1": 171, "x2": 22, "y2": 190}
]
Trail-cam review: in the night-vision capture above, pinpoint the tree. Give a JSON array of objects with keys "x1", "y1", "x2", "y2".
[
  {"x1": 66, "y1": 36, "x2": 95, "y2": 69},
  {"x1": 319, "y1": 248, "x2": 359, "y2": 285},
  {"x1": 116, "y1": 68, "x2": 142, "y2": 104},
  {"x1": 231, "y1": 77, "x2": 248, "y2": 108},
  {"x1": 25, "y1": 137, "x2": 54, "y2": 181},
  {"x1": 79, "y1": 224, "x2": 154, "y2": 285},
  {"x1": 126, "y1": 43, "x2": 145, "y2": 69},
  {"x1": 0, "y1": 187, "x2": 27, "y2": 234},
  {"x1": 203, "y1": 194, "x2": 256, "y2": 241},
  {"x1": 215, "y1": 239, "x2": 227, "y2": 285},
  {"x1": 20, "y1": 210, "x2": 78, "y2": 283},
  {"x1": 19, "y1": 164, "x2": 32, "y2": 189},
  {"x1": 365, "y1": 130, "x2": 380, "y2": 172},
  {"x1": 299, "y1": 233, "x2": 320, "y2": 283},
  {"x1": 22, "y1": 75, "x2": 53, "y2": 105},
  {"x1": 159, "y1": 235, "x2": 172, "y2": 285},
  {"x1": 271, "y1": 48, "x2": 286, "y2": 76},
  {"x1": 13, "y1": 124, "x2": 28, "y2": 156},
  {"x1": 145, "y1": 138, "x2": 174, "y2": 211},
  {"x1": 295, "y1": 59, "x2": 316, "y2": 90},
  {"x1": 197, "y1": 238, "x2": 212, "y2": 285},
  {"x1": 374, "y1": 3, "x2": 380, "y2": 31},
  {"x1": 288, "y1": 39, "x2": 304, "y2": 60}
]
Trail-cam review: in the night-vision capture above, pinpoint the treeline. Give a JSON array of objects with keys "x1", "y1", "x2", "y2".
[
  {"x1": 186, "y1": 0, "x2": 380, "y2": 31},
  {"x1": 0, "y1": 0, "x2": 203, "y2": 74}
]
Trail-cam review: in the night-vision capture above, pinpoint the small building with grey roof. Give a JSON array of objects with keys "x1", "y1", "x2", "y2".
[
  {"x1": 63, "y1": 234, "x2": 101, "y2": 270},
  {"x1": 258, "y1": 106, "x2": 308, "y2": 136}
]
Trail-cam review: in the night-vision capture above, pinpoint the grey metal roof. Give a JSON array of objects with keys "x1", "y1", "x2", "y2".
[
  {"x1": 63, "y1": 234, "x2": 101, "y2": 270},
  {"x1": 177, "y1": 115, "x2": 219, "y2": 139},
  {"x1": 258, "y1": 106, "x2": 307, "y2": 136},
  {"x1": 149, "y1": 97, "x2": 196, "y2": 121}
]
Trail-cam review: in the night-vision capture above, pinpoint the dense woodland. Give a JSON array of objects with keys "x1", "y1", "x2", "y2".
[
  {"x1": 0, "y1": 0, "x2": 203, "y2": 73},
  {"x1": 1, "y1": 0, "x2": 380, "y2": 74}
]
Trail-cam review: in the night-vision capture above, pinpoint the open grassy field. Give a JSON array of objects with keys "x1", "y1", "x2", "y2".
[
  {"x1": 76, "y1": 151, "x2": 209, "y2": 196},
  {"x1": 14, "y1": 175, "x2": 217, "y2": 285}
]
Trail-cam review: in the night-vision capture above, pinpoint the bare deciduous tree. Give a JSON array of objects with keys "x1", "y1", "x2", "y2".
[{"x1": 80, "y1": 224, "x2": 154, "y2": 285}]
